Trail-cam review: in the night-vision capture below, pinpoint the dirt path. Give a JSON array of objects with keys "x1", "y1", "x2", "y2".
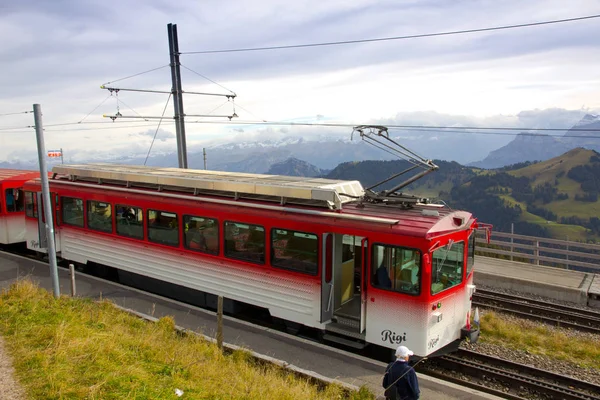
[{"x1": 0, "y1": 336, "x2": 26, "y2": 400}]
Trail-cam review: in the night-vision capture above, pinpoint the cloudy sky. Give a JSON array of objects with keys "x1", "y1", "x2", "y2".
[{"x1": 1, "y1": 0, "x2": 600, "y2": 162}]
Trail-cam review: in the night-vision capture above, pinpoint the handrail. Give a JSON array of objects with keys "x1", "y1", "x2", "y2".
[
  {"x1": 484, "y1": 230, "x2": 600, "y2": 251},
  {"x1": 474, "y1": 227, "x2": 600, "y2": 272}
]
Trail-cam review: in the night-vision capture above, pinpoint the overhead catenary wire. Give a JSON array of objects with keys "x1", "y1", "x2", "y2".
[
  {"x1": 145, "y1": 94, "x2": 172, "y2": 166},
  {"x1": 114, "y1": 96, "x2": 149, "y2": 121},
  {"x1": 182, "y1": 14, "x2": 600, "y2": 54},
  {"x1": 78, "y1": 94, "x2": 113, "y2": 123},
  {"x1": 0, "y1": 121, "x2": 171, "y2": 132},
  {"x1": 0, "y1": 111, "x2": 32, "y2": 118},
  {"x1": 181, "y1": 119, "x2": 600, "y2": 139},
  {"x1": 181, "y1": 64, "x2": 236, "y2": 96},
  {"x1": 102, "y1": 65, "x2": 170, "y2": 86}
]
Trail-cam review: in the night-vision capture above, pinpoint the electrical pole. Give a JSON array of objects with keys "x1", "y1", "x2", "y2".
[
  {"x1": 168, "y1": 23, "x2": 188, "y2": 169},
  {"x1": 33, "y1": 104, "x2": 60, "y2": 298},
  {"x1": 203, "y1": 147, "x2": 207, "y2": 169}
]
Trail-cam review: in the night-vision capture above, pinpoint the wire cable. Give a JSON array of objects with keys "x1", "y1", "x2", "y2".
[
  {"x1": 182, "y1": 14, "x2": 600, "y2": 54},
  {"x1": 0, "y1": 111, "x2": 32, "y2": 118},
  {"x1": 102, "y1": 65, "x2": 170, "y2": 86},
  {"x1": 78, "y1": 94, "x2": 113, "y2": 123},
  {"x1": 183, "y1": 119, "x2": 600, "y2": 138},
  {"x1": 145, "y1": 94, "x2": 172, "y2": 166},
  {"x1": 114, "y1": 97, "x2": 149, "y2": 121},
  {"x1": 180, "y1": 64, "x2": 236, "y2": 95},
  {"x1": 231, "y1": 102, "x2": 268, "y2": 122}
]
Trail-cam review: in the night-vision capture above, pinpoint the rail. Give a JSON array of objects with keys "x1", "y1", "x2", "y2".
[
  {"x1": 420, "y1": 349, "x2": 600, "y2": 400},
  {"x1": 475, "y1": 228, "x2": 600, "y2": 273},
  {"x1": 472, "y1": 289, "x2": 600, "y2": 334}
]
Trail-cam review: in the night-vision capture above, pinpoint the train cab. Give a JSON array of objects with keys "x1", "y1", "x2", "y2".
[{"x1": 0, "y1": 170, "x2": 39, "y2": 245}]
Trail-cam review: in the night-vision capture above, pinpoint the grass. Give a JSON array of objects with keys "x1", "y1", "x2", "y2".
[
  {"x1": 498, "y1": 194, "x2": 597, "y2": 241},
  {"x1": 478, "y1": 311, "x2": 600, "y2": 369},
  {"x1": 0, "y1": 280, "x2": 373, "y2": 400}
]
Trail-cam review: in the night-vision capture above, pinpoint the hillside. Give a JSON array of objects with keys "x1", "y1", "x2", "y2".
[
  {"x1": 449, "y1": 148, "x2": 600, "y2": 241},
  {"x1": 321, "y1": 149, "x2": 600, "y2": 241},
  {"x1": 325, "y1": 159, "x2": 476, "y2": 198},
  {"x1": 266, "y1": 157, "x2": 323, "y2": 177}
]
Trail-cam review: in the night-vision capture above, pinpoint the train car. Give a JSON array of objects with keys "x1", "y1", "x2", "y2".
[
  {"x1": 23, "y1": 163, "x2": 481, "y2": 357},
  {"x1": 0, "y1": 169, "x2": 39, "y2": 245}
]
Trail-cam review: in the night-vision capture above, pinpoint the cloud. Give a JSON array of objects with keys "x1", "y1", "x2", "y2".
[
  {"x1": 2, "y1": 0, "x2": 600, "y2": 163},
  {"x1": 129, "y1": 128, "x2": 175, "y2": 142}
]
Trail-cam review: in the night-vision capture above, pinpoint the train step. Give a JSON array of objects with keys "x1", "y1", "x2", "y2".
[
  {"x1": 322, "y1": 333, "x2": 366, "y2": 350},
  {"x1": 332, "y1": 314, "x2": 360, "y2": 330},
  {"x1": 325, "y1": 321, "x2": 365, "y2": 340}
]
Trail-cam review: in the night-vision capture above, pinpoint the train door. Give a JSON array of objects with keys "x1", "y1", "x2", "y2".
[
  {"x1": 322, "y1": 233, "x2": 368, "y2": 344},
  {"x1": 33, "y1": 192, "x2": 60, "y2": 253}
]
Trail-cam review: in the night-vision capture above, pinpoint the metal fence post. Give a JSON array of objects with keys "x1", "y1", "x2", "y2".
[
  {"x1": 510, "y1": 223, "x2": 514, "y2": 261},
  {"x1": 69, "y1": 263, "x2": 76, "y2": 297},
  {"x1": 535, "y1": 241, "x2": 540, "y2": 265},
  {"x1": 216, "y1": 295, "x2": 223, "y2": 351},
  {"x1": 565, "y1": 236, "x2": 569, "y2": 270}
]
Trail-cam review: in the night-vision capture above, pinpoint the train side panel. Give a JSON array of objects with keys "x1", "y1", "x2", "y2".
[{"x1": 59, "y1": 227, "x2": 323, "y2": 327}]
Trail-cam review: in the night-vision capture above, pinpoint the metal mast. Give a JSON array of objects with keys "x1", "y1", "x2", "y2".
[
  {"x1": 33, "y1": 104, "x2": 60, "y2": 297},
  {"x1": 168, "y1": 23, "x2": 188, "y2": 169}
]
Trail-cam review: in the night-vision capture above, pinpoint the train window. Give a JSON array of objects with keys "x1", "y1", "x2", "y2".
[
  {"x1": 87, "y1": 201, "x2": 113, "y2": 233},
  {"x1": 372, "y1": 244, "x2": 421, "y2": 295},
  {"x1": 116, "y1": 205, "x2": 144, "y2": 240},
  {"x1": 61, "y1": 197, "x2": 84, "y2": 227},
  {"x1": 25, "y1": 191, "x2": 37, "y2": 218},
  {"x1": 184, "y1": 215, "x2": 219, "y2": 255},
  {"x1": 5, "y1": 189, "x2": 24, "y2": 213},
  {"x1": 224, "y1": 221, "x2": 265, "y2": 264},
  {"x1": 467, "y1": 233, "x2": 475, "y2": 276},
  {"x1": 148, "y1": 209, "x2": 179, "y2": 247},
  {"x1": 431, "y1": 240, "x2": 464, "y2": 295},
  {"x1": 271, "y1": 229, "x2": 318, "y2": 275}
]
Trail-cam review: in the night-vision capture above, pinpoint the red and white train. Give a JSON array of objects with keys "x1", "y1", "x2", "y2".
[{"x1": 5, "y1": 162, "x2": 482, "y2": 356}]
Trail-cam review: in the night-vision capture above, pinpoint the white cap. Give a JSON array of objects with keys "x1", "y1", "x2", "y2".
[{"x1": 395, "y1": 345, "x2": 414, "y2": 358}]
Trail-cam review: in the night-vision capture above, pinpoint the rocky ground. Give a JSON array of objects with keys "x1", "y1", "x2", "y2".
[{"x1": 466, "y1": 285, "x2": 600, "y2": 386}]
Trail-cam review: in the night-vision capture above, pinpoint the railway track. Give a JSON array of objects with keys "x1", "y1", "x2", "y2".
[
  {"x1": 472, "y1": 289, "x2": 600, "y2": 334},
  {"x1": 421, "y1": 349, "x2": 600, "y2": 400}
]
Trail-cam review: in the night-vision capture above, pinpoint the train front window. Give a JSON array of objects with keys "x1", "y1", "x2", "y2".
[
  {"x1": 431, "y1": 241, "x2": 464, "y2": 295},
  {"x1": 467, "y1": 233, "x2": 475, "y2": 276},
  {"x1": 5, "y1": 189, "x2": 24, "y2": 213},
  {"x1": 371, "y1": 244, "x2": 421, "y2": 295}
]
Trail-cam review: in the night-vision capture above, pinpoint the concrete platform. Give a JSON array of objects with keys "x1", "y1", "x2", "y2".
[
  {"x1": 474, "y1": 256, "x2": 595, "y2": 305},
  {"x1": 588, "y1": 274, "x2": 600, "y2": 308},
  {"x1": 0, "y1": 251, "x2": 502, "y2": 400}
]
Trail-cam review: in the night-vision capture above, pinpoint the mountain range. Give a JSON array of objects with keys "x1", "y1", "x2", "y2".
[{"x1": 471, "y1": 114, "x2": 600, "y2": 168}]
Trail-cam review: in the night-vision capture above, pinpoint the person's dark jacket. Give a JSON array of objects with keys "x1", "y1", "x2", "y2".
[{"x1": 382, "y1": 360, "x2": 420, "y2": 400}]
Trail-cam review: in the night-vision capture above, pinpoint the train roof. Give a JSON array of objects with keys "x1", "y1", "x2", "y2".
[
  {"x1": 342, "y1": 202, "x2": 474, "y2": 238},
  {"x1": 52, "y1": 163, "x2": 365, "y2": 210},
  {"x1": 50, "y1": 163, "x2": 473, "y2": 239},
  {"x1": 0, "y1": 169, "x2": 39, "y2": 183}
]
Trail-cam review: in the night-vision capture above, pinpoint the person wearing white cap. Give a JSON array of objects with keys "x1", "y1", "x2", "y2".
[{"x1": 382, "y1": 345, "x2": 420, "y2": 400}]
